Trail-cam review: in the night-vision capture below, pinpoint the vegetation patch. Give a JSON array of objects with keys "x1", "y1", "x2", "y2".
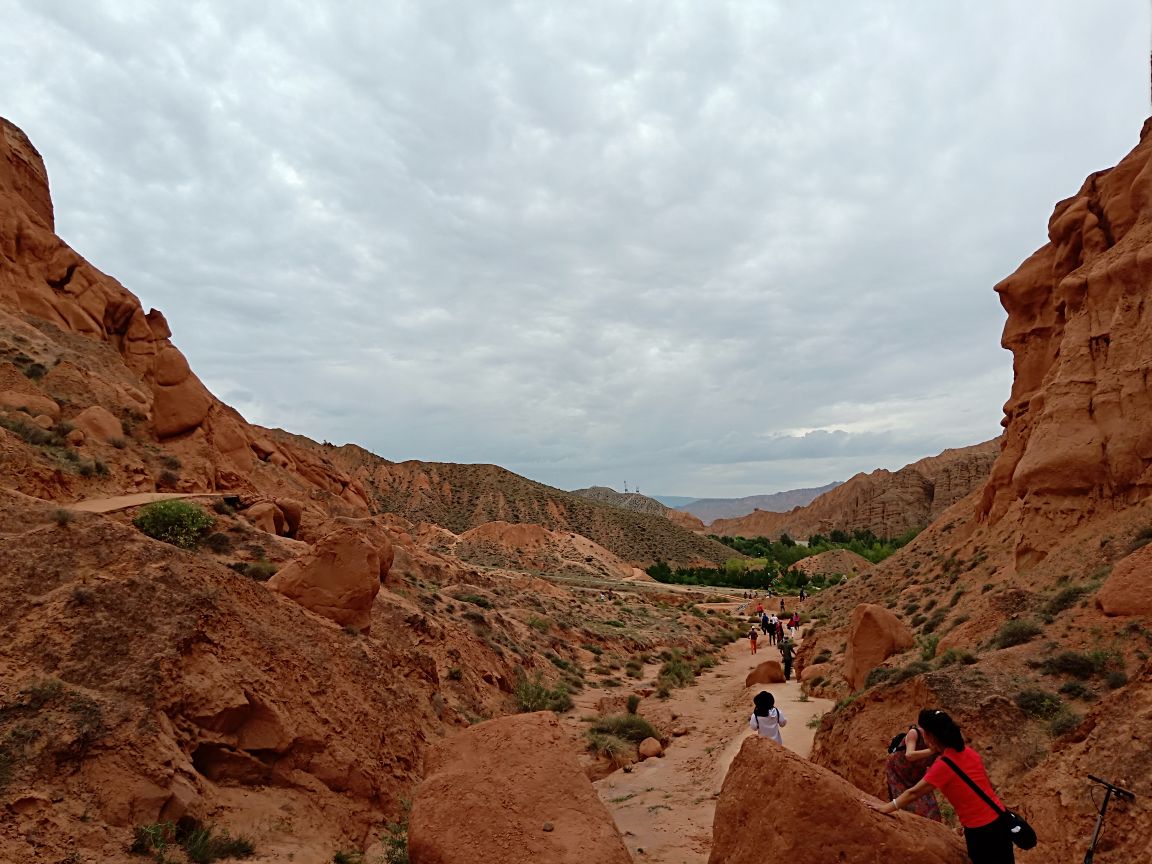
[
  {"x1": 130, "y1": 819, "x2": 254, "y2": 863},
  {"x1": 991, "y1": 620, "x2": 1042, "y2": 649},
  {"x1": 1014, "y1": 688, "x2": 1063, "y2": 719},
  {"x1": 133, "y1": 501, "x2": 214, "y2": 549},
  {"x1": 590, "y1": 714, "x2": 660, "y2": 744},
  {"x1": 513, "y1": 671, "x2": 573, "y2": 713}
]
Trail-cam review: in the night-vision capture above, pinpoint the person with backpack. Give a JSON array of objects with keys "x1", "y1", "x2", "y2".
[
  {"x1": 748, "y1": 626, "x2": 759, "y2": 655},
  {"x1": 778, "y1": 638, "x2": 795, "y2": 680},
  {"x1": 748, "y1": 690, "x2": 787, "y2": 744},
  {"x1": 875, "y1": 709, "x2": 1016, "y2": 863},
  {"x1": 884, "y1": 723, "x2": 941, "y2": 821}
]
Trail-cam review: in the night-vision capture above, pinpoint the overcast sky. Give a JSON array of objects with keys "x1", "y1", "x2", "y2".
[{"x1": 2, "y1": 1, "x2": 1148, "y2": 497}]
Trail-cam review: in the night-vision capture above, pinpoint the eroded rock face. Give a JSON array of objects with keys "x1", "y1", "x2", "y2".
[
  {"x1": 978, "y1": 119, "x2": 1152, "y2": 568},
  {"x1": 1097, "y1": 544, "x2": 1152, "y2": 617},
  {"x1": 408, "y1": 712, "x2": 631, "y2": 864},
  {"x1": 266, "y1": 526, "x2": 389, "y2": 632},
  {"x1": 712, "y1": 440, "x2": 999, "y2": 540},
  {"x1": 841, "y1": 603, "x2": 914, "y2": 691},
  {"x1": 709, "y1": 736, "x2": 966, "y2": 864}
]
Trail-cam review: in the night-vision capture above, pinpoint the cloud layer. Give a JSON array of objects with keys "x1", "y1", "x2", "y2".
[{"x1": 2, "y1": 1, "x2": 1148, "y2": 496}]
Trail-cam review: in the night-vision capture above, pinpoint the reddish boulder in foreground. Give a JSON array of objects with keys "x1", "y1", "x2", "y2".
[
  {"x1": 409, "y1": 712, "x2": 631, "y2": 864},
  {"x1": 710, "y1": 737, "x2": 966, "y2": 864},
  {"x1": 266, "y1": 526, "x2": 385, "y2": 632},
  {"x1": 1097, "y1": 544, "x2": 1152, "y2": 617},
  {"x1": 842, "y1": 603, "x2": 914, "y2": 691},
  {"x1": 745, "y1": 660, "x2": 786, "y2": 686}
]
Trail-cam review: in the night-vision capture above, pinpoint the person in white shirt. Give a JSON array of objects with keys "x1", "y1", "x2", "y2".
[{"x1": 748, "y1": 690, "x2": 787, "y2": 744}]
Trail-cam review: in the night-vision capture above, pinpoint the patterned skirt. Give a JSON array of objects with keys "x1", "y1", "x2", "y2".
[{"x1": 885, "y1": 752, "x2": 942, "y2": 821}]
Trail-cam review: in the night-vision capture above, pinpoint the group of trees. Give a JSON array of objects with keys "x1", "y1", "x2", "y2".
[{"x1": 646, "y1": 527, "x2": 919, "y2": 591}]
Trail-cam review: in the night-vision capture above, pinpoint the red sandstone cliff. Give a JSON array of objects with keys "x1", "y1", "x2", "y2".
[
  {"x1": 979, "y1": 117, "x2": 1152, "y2": 568},
  {"x1": 710, "y1": 439, "x2": 999, "y2": 540}
]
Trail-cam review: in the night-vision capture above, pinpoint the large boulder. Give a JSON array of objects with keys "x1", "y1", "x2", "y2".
[
  {"x1": 1097, "y1": 544, "x2": 1152, "y2": 617},
  {"x1": 266, "y1": 527, "x2": 386, "y2": 632},
  {"x1": 408, "y1": 712, "x2": 631, "y2": 864},
  {"x1": 72, "y1": 405, "x2": 123, "y2": 442},
  {"x1": 709, "y1": 737, "x2": 966, "y2": 864},
  {"x1": 745, "y1": 660, "x2": 786, "y2": 686},
  {"x1": 0, "y1": 390, "x2": 60, "y2": 420},
  {"x1": 842, "y1": 603, "x2": 914, "y2": 691}
]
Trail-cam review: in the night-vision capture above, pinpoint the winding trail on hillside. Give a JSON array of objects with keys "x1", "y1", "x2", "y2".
[
  {"x1": 64, "y1": 491, "x2": 229, "y2": 513},
  {"x1": 582, "y1": 606, "x2": 833, "y2": 863}
]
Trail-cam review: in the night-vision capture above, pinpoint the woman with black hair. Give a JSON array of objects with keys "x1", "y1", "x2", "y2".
[
  {"x1": 874, "y1": 709, "x2": 1014, "y2": 863},
  {"x1": 748, "y1": 690, "x2": 787, "y2": 744}
]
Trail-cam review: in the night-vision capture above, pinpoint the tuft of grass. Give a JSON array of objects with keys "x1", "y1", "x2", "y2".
[
  {"x1": 459, "y1": 594, "x2": 492, "y2": 609},
  {"x1": 591, "y1": 714, "x2": 659, "y2": 744},
  {"x1": 1015, "y1": 688, "x2": 1063, "y2": 719},
  {"x1": 513, "y1": 671, "x2": 572, "y2": 713},
  {"x1": 53, "y1": 509, "x2": 74, "y2": 527},
  {"x1": 626, "y1": 694, "x2": 641, "y2": 714},
  {"x1": 526, "y1": 616, "x2": 550, "y2": 633},
  {"x1": 587, "y1": 732, "x2": 634, "y2": 768},
  {"x1": 1044, "y1": 585, "x2": 1088, "y2": 617},
  {"x1": 992, "y1": 620, "x2": 1042, "y2": 649},
  {"x1": 130, "y1": 820, "x2": 254, "y2": 863}
]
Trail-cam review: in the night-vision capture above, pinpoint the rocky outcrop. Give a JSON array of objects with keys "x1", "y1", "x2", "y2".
[
  {"x1": 745, "y1": 660, "x2": 785, "y2": 686},
  {"x1": 266, "y1": 526, "x2": 392, "y2": 632},
  {"x1": 408, "y1": 712, "x2": 631, "y2": 864},
  {"x1": 710, "y1": 736, "x2": 966, "y2": 863},
  {"x1": 1097, "y1": 543, "x2": 1152, "y2": 617},
  {"x1": 841, "y1": 604, "x2": 914, "y2": 691},
  {"x1": 711, "y1": 440, "x2": 999, "y2": 540},
  {"x1": 0, "y1": 119, "x2": 52, "y2": 230},
  {"x1": 978, "y1": 119, "x2": 1152, "y2": 567}
]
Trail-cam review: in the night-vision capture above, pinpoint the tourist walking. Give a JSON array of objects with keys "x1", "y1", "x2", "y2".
[
  {"x1": 778, "y1": 638, "x2": 795, "y2": 681},
  {"x1": 748, "y1": 691, "x2": 787, "y2": 744},
  {"x1": 748, "y1": 627, "x2": 759, "y2": 655},
  {"x1": 760, "y1": 612, "x2": 770, "y2": 635},
  {"x1": 875, "y1": 709, "x2": 1016, "y2": 863},
  {"x1": 884, "y1": 723, "x2": 942, "y2": 821},
  {"x1": 767, "y1": 613, "x2": 779, "y2": 645},
  {"x1": 775, "y1": 618, "x2": 785, "y2": 644}
]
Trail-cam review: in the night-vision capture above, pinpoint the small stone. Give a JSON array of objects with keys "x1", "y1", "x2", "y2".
[{"x1": 542, "y1": 822, "x2": 554, "y2": 832}]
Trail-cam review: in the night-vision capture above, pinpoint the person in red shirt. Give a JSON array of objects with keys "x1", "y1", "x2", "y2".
[{"x1": 873, "y1": 709, "x2": 1014, "y2": 863}]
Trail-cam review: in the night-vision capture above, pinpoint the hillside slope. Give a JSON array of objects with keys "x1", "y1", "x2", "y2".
[{"x1": 710, "y1": 439, "x2": 999, "y2": 539}]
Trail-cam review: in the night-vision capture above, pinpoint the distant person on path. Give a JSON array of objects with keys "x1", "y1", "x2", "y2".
[
  {"x1": 799, "y1": 587, "x2": 807, "y2": 602},
  {"x1": 748, "y1": 690, "x2": 787, "y2": 744},
  {"x1": 778, "y1": 638, "x2": 795, "y2": 681},
  {"x1": 875, "y1": 709, "x2": 1015, "y2": 864},
  {"x1": 767, "y1": 613, "x2": 779, "y2": 644},
  {"x1": 748, "y1": 627, "x2": 759, "y2": 655},
  {"x1": 760, "y1": 612, "x2": 770, "y2": 635},
  {"x1": 789, "y1": 611, "x2": 801, "y2": 636},
  {"x1": 779, "y1": 598, "x2": 786, "y2": 614},
  {"x1": 884, "y1": 723, "x2": 942, "y2": 821},
  {"x1": 775, "y1": 618, "x2": 785, "y2": 644}
]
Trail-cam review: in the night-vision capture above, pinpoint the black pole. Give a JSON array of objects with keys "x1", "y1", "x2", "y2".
[{"x1": 1083, "y1": 775, "x2": 1135, "y2": 864}]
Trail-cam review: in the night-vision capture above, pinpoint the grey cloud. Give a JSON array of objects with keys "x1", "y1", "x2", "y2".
[{"x1": 0, "y1": 0, "x2": 1146, "y2": 496}]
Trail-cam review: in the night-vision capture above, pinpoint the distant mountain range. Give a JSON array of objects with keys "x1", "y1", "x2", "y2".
[{"x1": 656, "y1": 483, "x2": 844, "y2": 524}]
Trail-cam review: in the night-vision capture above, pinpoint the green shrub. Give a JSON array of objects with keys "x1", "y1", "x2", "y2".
[
  {"x1": 624, "y1": 660, "x2": 643, "y2": 679},
  {"x1": 936, "y1": 649, "x2": 978, "y2": 667},
  {"x1": 587, "y1": 732, "x2": 634, "y2": 767},
  {"x1": 888, "y1": 660, "x2": 932, "y2": 685},
  {"x1": 513, "y1": 672, "x2": 571, "y2": 713},
  {"x1": 657, "y1": 652, "x2": 695, "y2": 691},
  {"x1": 1058, "y1": 681, "x2": 1094, "y2": 700},
  {"x1": 132, "y1": 501, "x2": 213, "y2": 549},
  {"x1": 526, "y1": 616, "x2": 550, "y2": 633},
  {"x1": 865, "y1": 667, "x2": 893, "y2": 688},
  {"x1": 591, "y1": 714, "x2": 659, "y2": 744},
  {"x1": 626, "y1": 694, "x2": 641, "y2": 715},
  {"x1": 131, "y1": 820, "x2": 254, "y2": 863},
  {"x1": 459, "y1": 594, "x2": 492, "y2": 609},
  {"x1": 813, "y1": 650, "x2": 832, "y2": 665},
  {"x1": 1105, "y1": 670, "x2": 1129, "y2": 690},
  {"x1": 992, "y1": 620, "x2": 1042, "y2": 649},
  {"x1": 1049, "y1": 707, "x2": 1083, "y2": 737},
  {"x1": 1015, "y1": 688, "x2": 1062, "y2": 719},
  {"x1": 1038, "y1": 651, "x2": 1098, "y2": 679},
  {"x1": 446, "y1": 667, "x2": 463, "y2": 682},
  {"x1": 1044, "y1": 585, "x2": 1088, "y2": 617}
]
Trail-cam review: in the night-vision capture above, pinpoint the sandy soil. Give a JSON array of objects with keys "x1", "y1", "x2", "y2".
[
  {"x1": 65, "y1": 491, "x2": 226, "y2": 513},
  {"x1": 586, "y1": 608, "x2": 833, "y2": 863}
]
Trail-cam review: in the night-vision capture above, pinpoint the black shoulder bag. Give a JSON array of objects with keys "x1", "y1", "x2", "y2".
[{"x1": 940, "y1": 756, "x2": 1037, "y2": 850}]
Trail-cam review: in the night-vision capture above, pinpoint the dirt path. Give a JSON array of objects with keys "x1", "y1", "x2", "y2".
[
  {"x1": 65, "y1": 491, "x2": 227, "y2": 513},
  {"x1": 587, "y1": 610, "x2": 832, "y2": 863}
]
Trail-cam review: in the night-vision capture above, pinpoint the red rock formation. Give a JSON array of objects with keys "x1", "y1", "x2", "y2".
[
  {"x1": 712, "y1": 440, "x2": 999, "y2": 540},
  {"x1": 266, "y1": 525, "x2": 392, "y2": 632},
  {"x1": 1096, "y1": 542, "x2": 1152, "y2": 616},
  {"x1": 408, "y1": 712, "x2": 631, "y2": 864},
  {"x1": 709, "y1": 736, "x2": 966, "y2": 864},
  {"x1": 979, "y1": 119, "x2": 1152, "y2": 567},
  {"x1": 744, "y1": 660, "x2": 785, "y2": 686},
  {"x1": 791, "y1": 548, "x2": 873, "y2": 578},
  {"x1": 841, "y1": 603, "x2": 914, "y2": 691}
]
